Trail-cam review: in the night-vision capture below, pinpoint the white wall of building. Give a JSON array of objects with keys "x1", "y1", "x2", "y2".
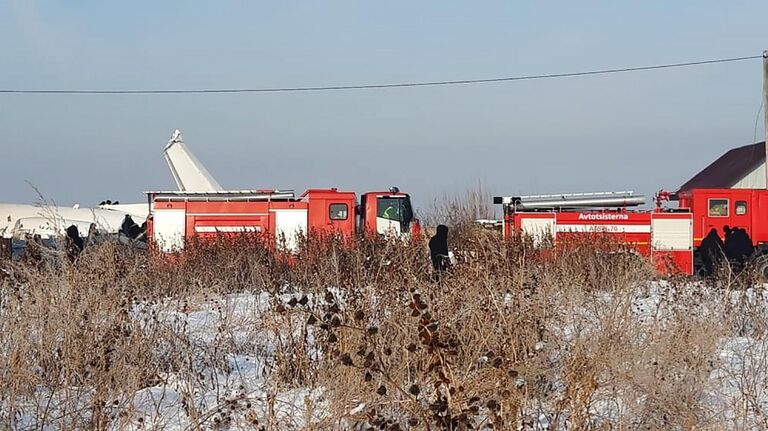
[{"x1": 733, "y1": 163, "x2": 767, "y2": 189}]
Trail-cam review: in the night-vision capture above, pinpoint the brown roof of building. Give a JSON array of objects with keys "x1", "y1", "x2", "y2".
[{"x1": 678, "y1": 142, "x2": 766, "y2": 192}]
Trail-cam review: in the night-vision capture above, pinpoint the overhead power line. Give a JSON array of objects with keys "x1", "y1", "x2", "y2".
[{"x1": 0, "y1": 54, "x2": 762, "y2": 95}]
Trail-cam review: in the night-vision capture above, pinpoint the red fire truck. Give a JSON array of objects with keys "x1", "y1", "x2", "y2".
[
  {"x1": 146, "y1": 187, "x2": 417, "y2": 252},
  {"x1": 495, "y1": 187, "x2": 768, "y2": 275},
  {"x1": 493, "y1": 191, "x2": 694, "y2": 274}
]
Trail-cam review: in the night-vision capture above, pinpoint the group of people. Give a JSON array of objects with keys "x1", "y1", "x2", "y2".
[
  {"x1": 19, "y1": 214, "x2": 147, "y2": 264},
  {"x1": 15, "y1": 229, "x2": 80, "y2": 265},
  {"x1": 699, "y1": 225, "x2": 755, "y2": 275}
]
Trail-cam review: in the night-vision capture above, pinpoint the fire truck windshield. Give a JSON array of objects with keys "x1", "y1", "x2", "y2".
[{"x1": 378, "y1": 196, "x2": 414, "y2": 227}]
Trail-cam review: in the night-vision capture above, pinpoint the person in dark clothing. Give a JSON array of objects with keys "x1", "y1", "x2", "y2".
[
  {"x1": 120, "y1": 215, "x2": 142, "y2": 239},
  {"x1": 429, "y1": 225, "x2": 450, "y2": 274},
  {"x1": 723, "y1": 225, "x2": 733, "y2": 242},
  {"x1": 85, "y1": 223, "x2": 99, "y2": 246},
  {"x1": 699, "y1": 228, "x2": 724, "y2": 276},
  {"x1": 723, "y1": 225, "x2": 737, "y2": 262},
  {"x1": 732, "y1": 228, "x2": 754, "y2": 263},
  {"x1": 65, "y1": 225, "x2": 84, "y2": 262}
]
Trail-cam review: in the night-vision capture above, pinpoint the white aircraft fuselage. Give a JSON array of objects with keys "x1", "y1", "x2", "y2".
[
  {"x1": 0, "y1": 203, "x2": 147, "y2": 239},
  {"x1": 1, "y1": 129, "x2": 222, "y2": 239}
]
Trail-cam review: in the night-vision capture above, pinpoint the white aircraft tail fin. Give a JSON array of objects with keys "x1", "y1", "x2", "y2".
[{"x1": 164, "y1": 129, "x2": 223, "y2": 192}]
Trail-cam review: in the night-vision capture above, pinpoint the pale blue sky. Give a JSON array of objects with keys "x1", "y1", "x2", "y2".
[{"x1": 1, "y1": 1, "x2": 767, "y2": 212}]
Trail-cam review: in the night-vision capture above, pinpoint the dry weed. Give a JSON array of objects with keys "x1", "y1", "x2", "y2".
[{"x1": 0, "y1": 217, "x2": 766, "y2": 430}]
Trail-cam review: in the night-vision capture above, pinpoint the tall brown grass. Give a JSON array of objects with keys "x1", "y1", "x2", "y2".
[
  {"x1": 0, "y1": 202, "x2": 767, "y2": 429},
  {"x1": 420, "y1": 182, "x2": 494, "y2": 233}
]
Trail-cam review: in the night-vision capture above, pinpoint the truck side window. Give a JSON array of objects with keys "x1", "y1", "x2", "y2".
[
  {"x1": 736, "y1": 200, "x2": 747, "y2": 215},
  {"x1": 708, "y1": 199, "x2": 729, "y2": 217},
  {"x1": 329, "y1": 203, "x2": 348, "y2": 220}
]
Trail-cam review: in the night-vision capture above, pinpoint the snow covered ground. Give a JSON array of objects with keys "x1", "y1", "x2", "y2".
[
  {"x1": 6, "y1": 281, "x2": 768, "y2": 430},
  {"x1": 117, "y1": 293, "x2": 327, "y2": 430},
  {"x1": 8, "y1": 292, "x2": 327, "y2": 431}
]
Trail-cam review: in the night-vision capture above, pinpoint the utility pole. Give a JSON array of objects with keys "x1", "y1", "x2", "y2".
[{"x1": 764, "y1": 50, "x2": 768, "y2": 188}]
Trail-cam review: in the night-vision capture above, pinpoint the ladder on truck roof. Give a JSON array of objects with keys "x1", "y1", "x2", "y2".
[
  {"x1": 147, "y1": 190, "x2": 297, "y2": 203},
  {"x1": 493, "y1": 191, "x2": 646, "y2": 210}
]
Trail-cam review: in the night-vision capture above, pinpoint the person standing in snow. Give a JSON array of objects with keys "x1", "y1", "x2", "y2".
[
  {"x1": 121, "y1": 214, "x2": 142, "y2": 239},
  {"x1": 732, "y1": 228, "x2": 754, "y2": 263},
  {"x1": 699, "y1": 228, "x2": 724, "y2": 276},
  {"x1": 723, "y1": 225, "x2": 736, "y2": 260},
  {"x1": 65, "y1": 225, "x2": 84, "y2": 262},
  {"x1": 429, "y1": 225, "x2": 450, "y2": 276}
]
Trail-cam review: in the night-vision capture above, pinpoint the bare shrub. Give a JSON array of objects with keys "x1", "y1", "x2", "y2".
[{"x1": 421, "y1": 182, "x2": 494, "y2": 233}]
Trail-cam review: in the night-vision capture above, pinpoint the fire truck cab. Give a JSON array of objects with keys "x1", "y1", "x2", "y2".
[
  {"x1": 146, "y1": 187, "x2": 416, "y2": 252},
  {"x1": 668, "y1": 188, "x2": 768, "y2": 253},
  {"x1": 494, "y1": 191, "x2": 694, "y2": 275},
  {"x1": 359, "y1": 189, "x2": 416, "y2": 238}
]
